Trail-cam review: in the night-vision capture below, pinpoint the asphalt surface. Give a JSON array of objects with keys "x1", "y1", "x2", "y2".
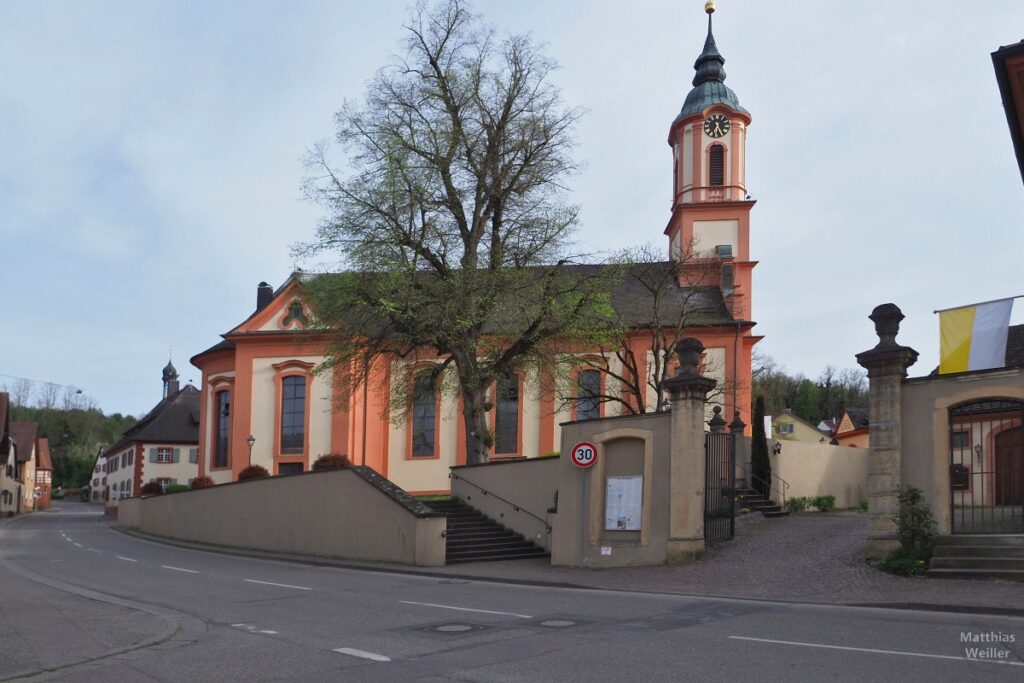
[{"x1": 2, "y1": 501, "x2": 1023, "y2": 682}]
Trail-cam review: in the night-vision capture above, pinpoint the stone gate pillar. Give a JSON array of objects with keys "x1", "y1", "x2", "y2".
[
  {"x1": 856, "y1": 304, "x2": 918, "y2": 559},
  {"x1": 664, "y1": 338, "x2": 717, "y2": 562},
  {"x1": 729, "y1": 410, "x2": 748, "y2": 486}
]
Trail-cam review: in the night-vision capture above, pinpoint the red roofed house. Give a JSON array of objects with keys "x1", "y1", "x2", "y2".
[
  {"x1": 34, "y1": 437, "x2": 53, "y2": 510},
  {"x1": 10, "y1": 422, "x2": 38, "y2": 513}
]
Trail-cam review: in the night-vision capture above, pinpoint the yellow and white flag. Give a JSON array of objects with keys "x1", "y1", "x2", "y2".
[{"x1": 939, "y1": 298, "x2": 1014, "y2": 374}]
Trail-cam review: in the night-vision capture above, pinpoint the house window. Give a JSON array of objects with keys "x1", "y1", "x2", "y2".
[
  {"x1": 214, "y1": 390, "x2": 230, "y2": 468},
  {"x1": 411, "y1": 375, "x2": 437, "y2": 457},
  {"x1": 709, "y1": 144, "x2": 725, "y2": 186},
  {"x1": 128, "y1": 449, "x2": 134, "y2": 465},
  {"x1": 278, "y1": 462, "x2": 304, "y2": 475},
  {"x1": 155, "y1": 477, "x2": 171, "y2": 491},
  {"x1": 121, "y1": 453, "x2": 127, "y2": 468},
  {"x1": 950, "y1": 431, "x2": 970, "y2": 449},
  {"x1": 156, "y1": 448, "x2": 173, "y2": 464},
  {"x1": 577, "y1": 370, "x2": 601, "y2": 421},
  {"x1": 280, "y1": 376, "x2": 306, "y2": 454},
  {"x1": 494, "y1": 375, "x2": 519, "y2": 454},
  {"x1": 778, "y1": 423, "x2": 795, "y2": 435}
]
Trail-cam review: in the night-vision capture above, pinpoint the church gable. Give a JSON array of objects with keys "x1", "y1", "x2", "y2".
[{"x1": 231, "y1": 281, "x2": 312, "y2": 334}]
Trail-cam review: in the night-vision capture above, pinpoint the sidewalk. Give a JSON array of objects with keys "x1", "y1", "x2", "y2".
[
  {"x1": 122, "y1": 512, "x2": 1024, "y2": 616},
  {"x1": 424, "y1": 513, "x2": 1024, "y2": 614}
]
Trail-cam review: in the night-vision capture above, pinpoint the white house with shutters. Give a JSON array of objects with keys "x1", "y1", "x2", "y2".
[{"x1": 100, "y1": 363, "x2": 200, "y2": 515}]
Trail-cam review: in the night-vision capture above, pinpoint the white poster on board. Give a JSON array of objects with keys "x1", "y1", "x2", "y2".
[{"x1": 605, "y1": 475, "x2": 643, "y2": 531}]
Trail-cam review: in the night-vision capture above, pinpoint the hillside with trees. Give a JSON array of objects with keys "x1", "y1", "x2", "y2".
[
  {"x1": 751, "y1": 352, "x2": 868, "y2": 426},
  {"x1": 2, "y1": 381, "x2": 136, "y2": 489}
]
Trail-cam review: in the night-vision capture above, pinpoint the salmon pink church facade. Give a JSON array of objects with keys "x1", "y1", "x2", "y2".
[{"x1": 190, "y1": 7, "x2": 761, "y2": 495}]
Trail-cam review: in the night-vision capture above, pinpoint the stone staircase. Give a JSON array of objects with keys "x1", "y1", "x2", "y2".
[
  {"x1": 429, "y1": 498, "x2": 549, "y2": 565},
  {"x1": 929, "y1": 535, "x2": 1024, "y2": 581},
  {"x1": 735, "y1": 486, "x2": 789, "y2": 518}
]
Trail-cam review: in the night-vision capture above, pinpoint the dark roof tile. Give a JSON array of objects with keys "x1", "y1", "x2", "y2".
[
  {"x1": 10, "y1": 422, "x2": 38, "y2": 463},
  {"x1": 103, "y1": 385, "x2": 200, "y2": 456}
]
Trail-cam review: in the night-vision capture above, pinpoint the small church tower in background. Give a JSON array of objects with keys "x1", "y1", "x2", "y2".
[{"x1": 162, "y1": 359, "x2": 179, "y2": 399}]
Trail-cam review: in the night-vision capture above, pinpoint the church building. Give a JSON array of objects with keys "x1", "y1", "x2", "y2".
[{"x1": 190, "y1": 4, "x2": 760, "y2": 495}]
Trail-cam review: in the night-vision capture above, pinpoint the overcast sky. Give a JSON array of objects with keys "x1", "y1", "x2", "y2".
[{"x1": 2, "y1": 1, "x2": 1022, "y2": 417}]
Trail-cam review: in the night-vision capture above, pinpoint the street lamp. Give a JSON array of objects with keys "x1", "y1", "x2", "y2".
[{"x1": 246, "y1": 434, "x2": 256, "y2": 466}]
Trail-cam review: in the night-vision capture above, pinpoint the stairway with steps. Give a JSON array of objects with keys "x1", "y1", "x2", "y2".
[
  {"x1": 734, "y1": 486, "x2": 789, "y2": 518},
  {"x1": 929, "y1": 534, "x2": 1024, "y2": 581},
  {"x1": 429, "y1": 498, "x2": 549, "y2": 564}
]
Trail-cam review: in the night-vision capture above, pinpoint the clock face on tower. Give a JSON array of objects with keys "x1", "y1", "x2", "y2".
[{"x1": 703, "y1": 113, "x2": 731, "y2": 138}]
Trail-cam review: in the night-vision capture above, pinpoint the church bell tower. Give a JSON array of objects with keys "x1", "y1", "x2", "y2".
[{"x1": 666, "y1": 1, "x2": 755, "y2": 322}]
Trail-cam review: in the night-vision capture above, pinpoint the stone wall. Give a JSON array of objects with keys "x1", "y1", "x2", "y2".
[
  {"x1": 768, "y1": 440, "x2": 869, "y2": 509},
  {"x1": 116, "y1": 466, "x2": 446, "y2": 566}
]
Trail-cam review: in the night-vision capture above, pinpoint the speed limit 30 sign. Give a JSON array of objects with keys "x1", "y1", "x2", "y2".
[{"x1": 570, "y1": 441, "x2": 598, "y2": 468}]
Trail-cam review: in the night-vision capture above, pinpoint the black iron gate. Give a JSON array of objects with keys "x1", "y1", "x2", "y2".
[
  {"x1": 704, "y1": 431, "x2": 735, "y2": 543},
  {"x1": 949, "y1": 399, "x2": 1024, "y2": 534}
]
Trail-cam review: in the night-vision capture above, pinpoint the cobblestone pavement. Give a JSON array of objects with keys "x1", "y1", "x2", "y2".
[{"x1": 426, "y1": 513, "x2": 1024, "y2": 612}]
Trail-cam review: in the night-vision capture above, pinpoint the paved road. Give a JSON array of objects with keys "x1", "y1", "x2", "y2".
[{"x1": 1, "y1": 502, "x2": 1022, "y2": 682}]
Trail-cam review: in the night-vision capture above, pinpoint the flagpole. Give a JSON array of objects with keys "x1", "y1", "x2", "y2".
[{"x1": 932, "y1": 295, "x2": 1024, "y2": 314}]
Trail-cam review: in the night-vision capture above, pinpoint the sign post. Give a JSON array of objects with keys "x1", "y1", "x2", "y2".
[{"x1": 570, "y1": 441, "x2": 598, "y2": 469}]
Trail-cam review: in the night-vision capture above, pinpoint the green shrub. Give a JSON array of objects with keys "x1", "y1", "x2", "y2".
[
  {"x1": 812, "y1": 495, "x2": 836, "y2": 513},
  {"x1": 876, "y1": 486, "x2": 937, "y2": 576},
  {"x1": 165, "y1": 484, "x2": 190, "y2": 494},
  {"x1": 312, "y1": 453, "x2": 350, "y2": 471},
  {"x1": 785, "y1": 496, "x2": 809, "y2": 513},
  {"x1": 190, "y1": 477, "x2": 215, "y2": 490},
  {"x1": 858, "y1": 499, "x2": 869, "y2": 512},
  {"x1": 878, "y1": 547, "x2": 929, "y2": 576},
  {"x1": 540, "y1": 451, "x2": 560, "y2": 458},
  {"x1": 896, "y1": 486, "x2": 936, "y2": 558},
  {"x1": 238, "y1": 465, "x2": 271, "y2": 481}
]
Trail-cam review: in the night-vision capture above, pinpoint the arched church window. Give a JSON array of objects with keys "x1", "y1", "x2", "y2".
[
  {"x1": 709, "y1": 144, "x2": 725, "y2": 186},
  {"x1": 411, "y1": 375, "x2": 437, "y2": 457}
]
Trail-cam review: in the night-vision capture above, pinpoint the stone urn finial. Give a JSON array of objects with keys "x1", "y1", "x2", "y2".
[
  {"x1": 674, "y1": 338, "x2": 705, "y2": 377},
  {"x1": 708, "y1": 405, "x2": 726, "y2": 432},
  {"x1": 869, "y1": 303, "x2": 904, "y2": 348}
]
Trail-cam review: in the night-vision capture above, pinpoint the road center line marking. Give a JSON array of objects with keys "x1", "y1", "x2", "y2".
[
  {"x1": 244, "y1": 579, "x2": 312, "y2": 591},
  {"x1": 87, "y1": 548, "x2": 101, "y2": 553},
  {"x1": 333, "y1": 647, "x2": 392, "y2": 662},
  {"x1": 729, "y1": 636, "x2": 1024, "y2": 667},
  {"x1": 161, "y1": 565, "x2": 200, "y2": 574},
  {"x1": 116, "y1": 556, "x2": 137, "y2": 562},
  {"x1": 398, "y1": 600, "x2": 532, "y2": 619},
  {"x1": 73, "y1": 543, "x2": 82, "y2": 548}
]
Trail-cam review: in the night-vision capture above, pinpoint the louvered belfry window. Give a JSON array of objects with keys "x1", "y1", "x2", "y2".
[{"x1": 709, "y1": 144, "x2": 725, "y2": 186}]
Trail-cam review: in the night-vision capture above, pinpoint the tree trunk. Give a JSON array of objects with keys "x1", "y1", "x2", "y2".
[{"x1": 461, "y1": 387, "x2": 491, "y2": 465}]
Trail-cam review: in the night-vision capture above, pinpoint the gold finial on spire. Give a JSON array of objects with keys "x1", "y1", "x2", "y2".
[{"x1": 705, "y1": 0, "x2": 716, "y2": 14}]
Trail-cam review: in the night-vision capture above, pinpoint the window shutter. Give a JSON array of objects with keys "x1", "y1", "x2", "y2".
[
  {"x1": 148, "y1": 448, "x2": 157, "y2": 463},
  {"x1": 709, "y1": 144, "x2": 725, "y2": 186},
  {"x1": 172, "y1": 448, "x2": 180, "y2": 463},
  {"x1": 189, "y1": 448, "x2": 198, "y2": 464}
]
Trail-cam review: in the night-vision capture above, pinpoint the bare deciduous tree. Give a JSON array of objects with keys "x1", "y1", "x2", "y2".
[{"x1": 297, "y1": 0, "x2": 611, "y2": 464}]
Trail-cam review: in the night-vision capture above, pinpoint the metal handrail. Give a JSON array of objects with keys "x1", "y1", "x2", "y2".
[
  {"x1": 449, "y1": 471, "x2": 552, "y2": 533},
  {"x1": 735, "y1": 461, "x2": 790, "y2": 506}
]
